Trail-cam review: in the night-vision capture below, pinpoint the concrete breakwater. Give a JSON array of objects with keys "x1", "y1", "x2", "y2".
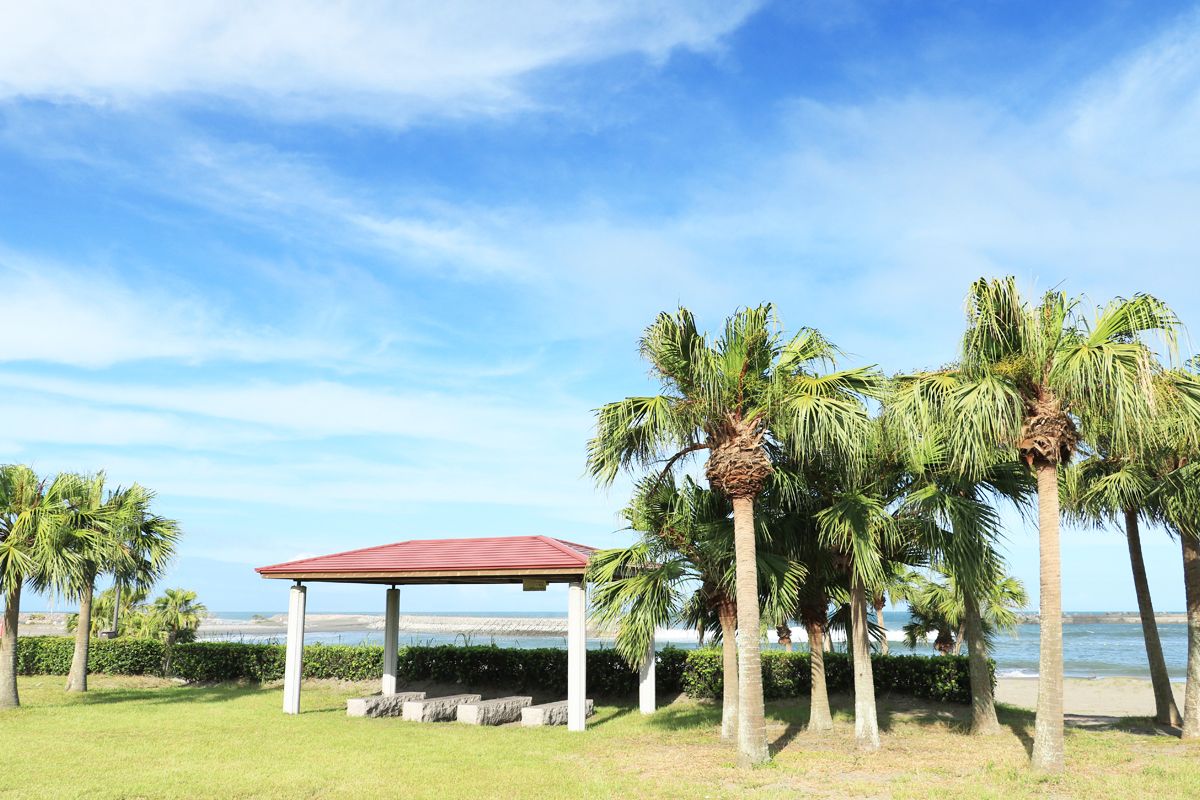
[{"x1": 1014, "y1": 612, "x2": 1187, "y2": 625}]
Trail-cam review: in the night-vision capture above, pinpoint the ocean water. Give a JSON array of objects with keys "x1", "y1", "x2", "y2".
[{"x1": 204, "y1": 611, "x2": 1189, "y2": 680}]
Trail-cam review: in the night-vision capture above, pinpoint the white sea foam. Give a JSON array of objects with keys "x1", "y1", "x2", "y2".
[{"x1": 996, "y1": 668, "x2": 1039, "y2": 678}]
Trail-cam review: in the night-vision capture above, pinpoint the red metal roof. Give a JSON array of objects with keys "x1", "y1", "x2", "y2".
[{"x1": 256, "y1": 535, "x2": 596, "y2": 576}]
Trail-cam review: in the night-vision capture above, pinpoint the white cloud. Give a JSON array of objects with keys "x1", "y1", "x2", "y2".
[
  {"x1": 0, "y1": 372, "x2": 588, "y2": 450},
  {"x1": 0, "y1": 1, "x2": 760, "y2": 123},
  {"x1": 0, "y1": 397, "x2": 272, "y2": 450},
  {"x1": 0, "y1": 250, "x2": 355, "y2": 367}
]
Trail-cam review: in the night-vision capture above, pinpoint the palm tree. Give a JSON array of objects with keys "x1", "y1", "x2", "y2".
[
  {"x1": 938, "y1": 278, "x2": 1179, "y2": 769},
  {"x1": 588, "y1": 475, "x2": 803, "y2": 740},
  {"x1": 149, "y1": 588, "x2": 206, "y2": 646},
  {"x1": 0, "y1": 466, "x2": 80, "y2": 708},
  {"x1": 896, "y1": 566, "x2": 1026, "y2": 654},
  {"x1": 60, "y1": 478, "x2": 178, "y2": 692},
  {"x1": 68, "y1": 585, "x2": 149, "y2": 637},
  {"x1": 798, "y1": 588, "x2": 834, "y2": 730},
  {"x1": 1143, "y1": 364, "x2": 1200, "y2": 737},
  {"x1": 146, "y1": 588, "x2": 206, "y2": 674},
  {"x1": 1062, "y1": 439, "x2": 1182, "y2": 726},
  {"x1": 786, "y1": 526, "x2": 840, "y2": 732},
  {"x1": 810, "y1": 426, "x2": 921, "y2": 751},
  {"x1": 886, "y1": 373, "x2": 1036, "y2": 734},
  {"x1": 587, "y1": 306, "x2": 881, "y2": 766}
]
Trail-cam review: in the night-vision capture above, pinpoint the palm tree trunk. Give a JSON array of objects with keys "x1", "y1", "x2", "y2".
[
  {"x1": 1124, "y1": 509, "x2": 1181, "y2": 726},
  {"x1": 1031, "y1": 462, "x2": 1064, "y2": 772},
  {"x1": 1181, "y1": 532, "x2": 1200, "y2": 739},
  {"x1": 806, "y1": 619, "x2": 833, "y2": 731},
  {"x1": 1, "y1": 583, "x2": 21, "y2": 708},
  {"x1": 963, "y1": 591, "x2": 1000, "y2": 735},
  {"x1": 111, "y1": 581, "x2": 122, "y2": 634},
  {"x1": 849, "y1": 574, "x2": 880, "y2": 750},
  {"x1": 876, "y1": 599, "x2": 889, "y2": 655},
  {"x1": 718, "y1": 597, "x2": 739, "y2": 741},
  {"x1": 66, "y1": 574, "x2": 95, "y2": 693},
  {"x1": 732, "y1": 495, "x2": 768, "y2": 766},
  {"x1": 953, "y1": 623, "x2": 966, "y2": 656}
]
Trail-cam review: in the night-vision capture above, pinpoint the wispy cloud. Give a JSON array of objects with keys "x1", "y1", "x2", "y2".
[
  {"x1": 0, "y1": 1, "x2": 760, "y2": 124},
  {"x1": 0, "y1": 372, "x2": 588, "y2": 450},
  {"x1": 0, "y1": 249, "x2": 360, "y2": 367}
]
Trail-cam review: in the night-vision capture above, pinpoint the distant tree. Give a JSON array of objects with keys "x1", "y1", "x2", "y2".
[
  {"x1": 67, "y1": 585, "x2": 149, "y2": 637},
  {"x1": 146, "y1": 588, "x2": 207, "y2": 647},
  {"x1": 896, "y1": 567, "x2": 1026, "y2": 656}
]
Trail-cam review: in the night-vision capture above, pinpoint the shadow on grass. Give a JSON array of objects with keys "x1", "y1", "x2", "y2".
[
  {"x1": 770, "y1": 719, "x2": 806, "y2": 755},
  {"x1": 875, "y1": 693, "x2": 970, "y2": 734},
  {"x1": 646, "y1": 702, "x2": 722, "y2": 732},
  {"x1": 1075, "y1": 714, "x2": 1182, "y2": 738},
  {"x1": 49, "y1": 683, "x2": 270, "y2": 709},
  {"x1": 996, "y1": 703, "x2": 1035, "y2": 756}
]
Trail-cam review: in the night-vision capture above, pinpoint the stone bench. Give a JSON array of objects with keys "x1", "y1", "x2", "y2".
[
  {"x1": 347, "y1": 692, "x2": 427, "y2": 718},
  {"x1": 456, "y1": 696, "x2": 533, "y2": 726},
  {"x1": 402, "y1": 694, "x2": 482, "y2": 722},
  {"x1": 520, "y1": 700, "x2": 595, "y2": 727}
]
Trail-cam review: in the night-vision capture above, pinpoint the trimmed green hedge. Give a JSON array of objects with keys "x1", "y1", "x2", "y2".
[
  {"x1": 14, "y1": 637, "x2": 687, "y2": 696},
  {"x1": 682, "y1": 649, "x2": 981, "y2": 704},
  {"x1": 16, "y1": 636, "x2": 166, "y2": 676},
  {"x1": 15, "y1": 637, "x2": 976, "y2": 703}
]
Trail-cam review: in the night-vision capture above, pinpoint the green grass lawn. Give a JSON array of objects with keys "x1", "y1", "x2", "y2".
[{"x1": 3, "y1": 675, "x2": 1199, "y2": 799}]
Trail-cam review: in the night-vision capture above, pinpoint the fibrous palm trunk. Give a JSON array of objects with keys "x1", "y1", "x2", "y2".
[
  {"x1": 778, "y1": 623, "x2": 793, "y2": 652},
  {"x1": 111, "y1": 582, "x2": 122, "y2": 635},
  {"x1": 66, "y1": 572, "x2": 96, "y2": 693},
  {"x1": 1182, "y1": 532, "x2": 1200, "y2": 739},
  {"x1": 1, "y1": 583, "x2": 21, "y2": 708},
  {"x1": 806, "y1": 618, "x2": 833, "y2": 731},
  {"x1": 732, "y1": 495, "x2": 768, "y2": 766},
  {"x1": 875, "y1": 597, "x2": 889, "y2": 655},
  {"x1": 1124, "y1": 509, "x2": 1180, "y2": 727},
  {"x1": 849, "y1": 574, "x2": 880, "y2": 750},
  {"x1": 963, "y1": 591, "x2": 1000, "y2": 735},
  {"x1": 718, "y1": 597, "x2": 739, "y2": 741},
  {"x1": 1031, "y1": 463, "x2": 1064, "y2": 771}
]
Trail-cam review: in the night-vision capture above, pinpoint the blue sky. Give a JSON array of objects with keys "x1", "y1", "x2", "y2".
[{"x1": 3, "y1": 1, "x2": 1199, "y2": 613}]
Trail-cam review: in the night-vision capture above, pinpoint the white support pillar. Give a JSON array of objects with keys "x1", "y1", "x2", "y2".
[
  {"x1": 282, "y1": 582, "x2": 306, "y2": 714},
  {"x1": 382, "y1": 586, "x2": 400, "y2": 695},
  {"x1": 638, "y1": 635, "x2": 656, "y2": 714},
  {"x1": 567, "y1": 580, "x2": 587, "y2": 732}
]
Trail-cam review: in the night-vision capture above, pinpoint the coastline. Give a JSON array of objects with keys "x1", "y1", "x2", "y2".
[{"x1": 17, "y1": 609, "x2": 1190, "y2": 639}]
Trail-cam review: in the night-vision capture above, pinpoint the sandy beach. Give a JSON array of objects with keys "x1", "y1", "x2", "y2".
[{"x1": 996, "y1": 676, "x2": 1184, "y2": 719}]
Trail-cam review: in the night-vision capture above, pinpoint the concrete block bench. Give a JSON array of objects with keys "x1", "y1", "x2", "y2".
[
  {"x1": 456, "y1": 696, "x2": 533, "y2": 726},
  {"x1": 402, "y1": 694, "x2": 482, "y2": 722},
  {"x1": 347, "y1": 692, "x2": 427, "y2": 718},
  {"x1": 520, "y1": 700, "x2": 595, "y2": 727}
]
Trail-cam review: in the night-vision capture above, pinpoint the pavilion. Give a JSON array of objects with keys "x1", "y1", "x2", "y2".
[{"x1": 255, "y1": 535, "x2": 657, "y2": 731}]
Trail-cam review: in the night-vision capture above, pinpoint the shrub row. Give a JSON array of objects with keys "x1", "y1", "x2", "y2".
[
  {"x1": 14, "y1": 637, "x2": 687, "y2": 695},
  {"x1": 15, "y1": 636, "x2": 166, "y2": 676},
  {"x1": 16, "y1": 637, "x2": 976, "y2": 703},
  {"x1": 682, "y1": 649, "x2": 980, "y2": 704}
]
